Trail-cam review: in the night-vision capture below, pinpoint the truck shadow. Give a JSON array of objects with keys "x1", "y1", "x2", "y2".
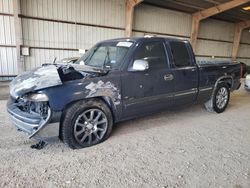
[
  {"x1": 5, "y1": 88, "x2": 247, "y2": 150},
  {"x1": 111, "y1": 104, "x2": 206, "y2": 138},
  {"x1": 111, "y1": 88, "x2": 249, "y2": 138}
]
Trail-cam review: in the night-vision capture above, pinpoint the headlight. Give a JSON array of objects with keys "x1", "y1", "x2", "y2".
[{"x1": 26, "y1": 93, "x2": 49, "y2": 102}]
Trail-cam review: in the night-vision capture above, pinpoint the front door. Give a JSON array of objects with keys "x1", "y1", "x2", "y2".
[{"x1": 121, "y1": 40, "x2": 174, "y2": 119}]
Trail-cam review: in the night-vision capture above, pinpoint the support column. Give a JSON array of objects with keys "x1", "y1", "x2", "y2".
[
  {"x1": 232, "y1": 19, "x2": 250, "y2": 60},
  {"x1": 232, "y1": 25, "x2": 242, "y2": 60},
  {"x1": 190, "y1": 15, "x2": 200, "y2": 53},
  {"x1": 190, "y1": 0, "x2": 250, "y2": 52},
  {"x1": 13, "y1": 0, "x2": 24, "y2": 73},
  {"x1": 125, "y1": 0, "x2": 143, "y2": 37}
]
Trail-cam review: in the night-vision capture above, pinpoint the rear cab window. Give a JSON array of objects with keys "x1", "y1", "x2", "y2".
[{"x1": 169, "y1": 41, "x2": 192, "y2": 68}]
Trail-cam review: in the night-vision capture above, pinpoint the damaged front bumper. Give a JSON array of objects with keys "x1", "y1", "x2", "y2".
[{"x1": 7, "y1": 97, "x2": 52, "y2": 138}]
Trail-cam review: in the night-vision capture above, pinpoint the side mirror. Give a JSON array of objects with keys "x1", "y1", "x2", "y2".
[{"x1": 130, "y1": 60, "x2": 149, "y2": 72}]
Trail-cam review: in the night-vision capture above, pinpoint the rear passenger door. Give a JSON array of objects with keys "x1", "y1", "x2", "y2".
[
  {"x1": 121, "y1": 40, "x2": 174, "y2": 118},
  {"x1": 168, "y1": 41, "x2": 199, "y2": 105}
]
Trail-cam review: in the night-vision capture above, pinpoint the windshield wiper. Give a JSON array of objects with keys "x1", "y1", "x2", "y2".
[{"x1": 103, "y1": 47, "x2": 111, "y2": 70}]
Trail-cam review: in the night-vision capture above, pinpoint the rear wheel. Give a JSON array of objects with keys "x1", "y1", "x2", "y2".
[
  {"x1": 204, "y1": 83, "x2": 230, "y2": 113},
  {"x1": 60, "y1": 99, "x2": 113, "y2": 149}
]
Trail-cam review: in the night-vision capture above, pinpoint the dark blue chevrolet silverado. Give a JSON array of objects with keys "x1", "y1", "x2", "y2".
[{"x1": 7, "y1": 37, "x2": 242, "y2": 149}]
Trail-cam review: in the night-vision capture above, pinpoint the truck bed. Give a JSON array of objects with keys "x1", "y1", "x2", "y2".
[{"x1": 197, "y1": 60, "x2": 241, "y2": 91}]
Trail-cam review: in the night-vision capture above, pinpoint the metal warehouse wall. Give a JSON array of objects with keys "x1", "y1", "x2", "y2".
[
  {"x1": 0, "y1": 0, "x2": 18, "y2": 79},
  {"x1": 20, "y1": 0, "x2": 125, "y2": 70},
  {"x1": 239, "y1": 30, "x2": 250, "y2": 64},
  {"x1": 133, "y1": 4, "x2": 250, "y2": 64},
  {"x1": 0, "y1": 0, "x2": 249, "y2": 77}
]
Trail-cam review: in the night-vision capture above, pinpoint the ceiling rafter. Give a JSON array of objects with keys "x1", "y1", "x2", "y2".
[
  {"x1": 202, "y1": 0, "x2": 220, "y2": 5},
  {"x1": 237, "y1": 19, "x2": 250, "y2": 28},
  {"x1": 167, "y1": 0, "x2": 204, "y2": 10},
  {"x1": 193, "y1": 0, "x2": 250, "y2": 20},
  {"x1": 190, "y1": 0, "x2": 250, "y2": 52}
]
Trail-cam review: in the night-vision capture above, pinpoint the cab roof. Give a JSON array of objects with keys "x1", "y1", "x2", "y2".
[{"x1": 101, "y1": 36, "x2": 188, "y2": 44}]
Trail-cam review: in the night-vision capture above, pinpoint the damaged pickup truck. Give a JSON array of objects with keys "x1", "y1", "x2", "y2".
[{"x1": 7, "y1": 37, "x2": 242, "y2": 149}]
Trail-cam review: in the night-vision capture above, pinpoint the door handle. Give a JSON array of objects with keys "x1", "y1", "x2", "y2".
[{"x1": 164, "y1": 74, "x2": 174, "y2": 81}]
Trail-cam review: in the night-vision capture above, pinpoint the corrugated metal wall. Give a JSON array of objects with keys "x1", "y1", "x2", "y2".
[
  {"x1": 197, "y1": 19, "x2": 234, "y2": 59},
  {"x1": 1, "y1": 0, "x2": 249, "y2": 76},
  {"x1": 239, "y1": 30, "x2": 250, "y2": 64},
  {"x1": 133, "y1": 5, "x2": 191, "y2": 37},
  {"x1": 21, "y1": 0, "x2": 125, "y2": 28},
  {"x1": 20, "y1": 0, "x2": 125, "y2": 70},
  {"x1": 0, "y1": 0, "x2": 18, "y2": 79},
  {"x1": 198, "y1": 19, "x2": 235, "y2": 42},
  {"x1": 134, "y1": 4, "x2": 250, "y2": 64},
  {"x1": 241, "y1": 30, "x2": 250, "y2": 43}
]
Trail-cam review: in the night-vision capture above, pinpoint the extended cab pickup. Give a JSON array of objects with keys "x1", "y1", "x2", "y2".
[{"x1": 7, "y1": 37, "x2": 242, "y2": 149}]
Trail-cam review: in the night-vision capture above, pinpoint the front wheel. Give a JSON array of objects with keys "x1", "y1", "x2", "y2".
[
  {"x1": 204, "y1": 83, "x2": 230, "y2": 113},
  {"x1": 60, "y1": 99, "x2": 113, "y2": 149}
]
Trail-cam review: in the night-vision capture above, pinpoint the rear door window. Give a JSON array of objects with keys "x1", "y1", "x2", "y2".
[
  {"x1": 133, "y1": 41, "x2": 167, "y2": 70},
  {"x1": 169, "y1": 41, "x2": 192, "y2": 67}
]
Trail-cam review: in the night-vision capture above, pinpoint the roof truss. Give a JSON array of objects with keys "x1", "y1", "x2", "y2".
[
  {"x1": 190, "y1": 0, "x2": 250, "y2": 52},
  {"x1": 232, "y1": 19, "x2": 250, "y2": 60}
]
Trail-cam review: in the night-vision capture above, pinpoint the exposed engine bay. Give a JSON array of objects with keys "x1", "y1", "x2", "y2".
[
  {"x1": 57, "y1": 65, "x2": 84, "y2": 82},
  {"x1": 10, "y1": 63, "x2": 106, "y2": 99},
  {"x1": 56, "y1": 63, "x2": 107, "y2": 82},
  {"x1": 16, "y1": 97, "x2": 49, "y2": 119},
  {"x1": 7, "y1": 63, "x2": 109, "y2": 140}
]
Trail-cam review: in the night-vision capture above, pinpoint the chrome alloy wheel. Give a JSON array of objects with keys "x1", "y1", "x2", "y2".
[
  {"x1": 74, "y1": 109, "x2": 108, "y2": 145},
  {"x1": 215, "y1": 87, "x2": 228, "y2": 109}
]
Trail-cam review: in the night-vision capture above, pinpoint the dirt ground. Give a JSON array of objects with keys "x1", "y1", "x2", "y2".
[{"x1": 0, "y1": 87, "x2": 249, "y2": 188}]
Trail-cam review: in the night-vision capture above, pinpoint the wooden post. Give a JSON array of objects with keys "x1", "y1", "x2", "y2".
[
  {"x1": 125, "y1": 0, "x2": 143, "y2": 37},
  {"x1": 232, "y1": 25, "x2": 243, "y2": 60},
  {"x1": 190, "y1": 0, "x2": 250, "y2": 52},
  {"x1": 13, "y1": 0, "x2": 24, "y2": 73},
  {"x1": 190, "y1": 15, "x2": 201, "y2": 53},
  {"x1": 232, "y1": 19, "x2": 250, "y2": 60}
]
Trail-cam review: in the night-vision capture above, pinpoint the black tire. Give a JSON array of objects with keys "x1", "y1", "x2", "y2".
[
  {"x1": 212, "y1": 83, "x2": 230, "y2": 113},
  {"x1": 60, "y1": 99, "x2": 113, "y2": 149}
]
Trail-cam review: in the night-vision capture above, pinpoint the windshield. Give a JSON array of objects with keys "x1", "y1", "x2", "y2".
[{"x1": 75, "y1": 41, "x2": 133, "y2": 70}]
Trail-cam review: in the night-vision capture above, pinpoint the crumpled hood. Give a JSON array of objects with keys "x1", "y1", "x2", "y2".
[{"x1": 10, "y1": 65, "x2": 62, "y2": 98}]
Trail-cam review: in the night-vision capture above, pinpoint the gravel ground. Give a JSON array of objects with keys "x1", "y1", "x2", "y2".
[{"x1": 0, "y1": 87, "x2": 250, "y2": 188}]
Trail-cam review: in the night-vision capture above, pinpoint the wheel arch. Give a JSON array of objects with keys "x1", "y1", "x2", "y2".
[
  {"x1": 205, "y1": 77, "x2": 231, "y2": 113},
  {"x1": 59, "y1": 96, "x2": 116, "y2": 140},
  {"x1": 59, "y1": 96, "x2": 116, "y2": 124},
  {"x1": 215, "y1": 76, "x2": 233, "y2": 90}
]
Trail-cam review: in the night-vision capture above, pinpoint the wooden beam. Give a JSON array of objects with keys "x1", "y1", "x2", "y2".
[
  {"x1": 232, "y1": 24, "x2": 243, "y2": 60},
  {"x1": 232, "y1": 19, "x2": 250, "y2": 60},
  {"x1": 237, "y1": 19, "x2": 250, "y2": 29},
  {"x1": 168, "y1": 0, "x2": 203, "y2": 10},
  {"x1": 125, "y1": 0, "x2": 143, "y2": 37},
  {"x1": 194, "y1": 0, "x2": 250, "y2": 20},
  {"x1": 202, "y1": 0, "x2": 220, "y2": 5},
  {"x1": 190, "y1": 0, "x2": 250, "y2": 52},
  {"x1": 190, "y1": 15, "x2": 200, "y2": 52}
]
